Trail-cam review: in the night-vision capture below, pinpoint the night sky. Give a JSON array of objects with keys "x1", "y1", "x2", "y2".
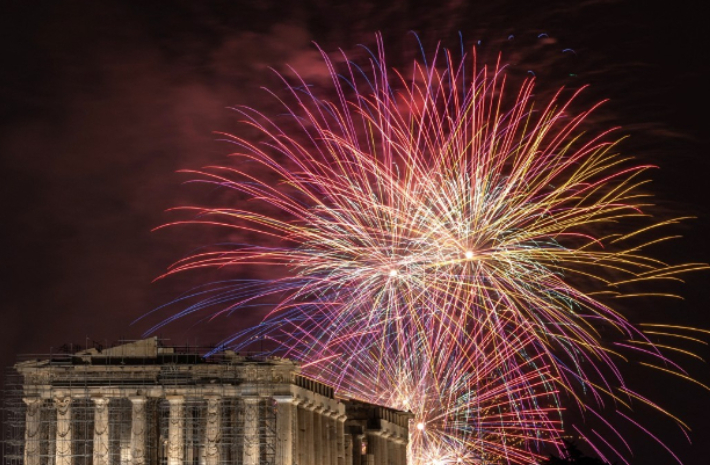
[{"x1": 1, "y1": 1, "x2": 709, "y2": 464}]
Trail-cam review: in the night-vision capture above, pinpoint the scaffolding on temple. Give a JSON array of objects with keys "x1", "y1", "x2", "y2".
[{"x1": 2, "y1": 337, "x2": 410, "y2": 465}]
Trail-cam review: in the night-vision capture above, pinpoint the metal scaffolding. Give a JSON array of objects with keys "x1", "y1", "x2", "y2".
[
  {"x1": 2, "y1": 339, "x2": 280, "y2": 465},
  {"x1": 2, "y1": 338, "x2": 409, "y2": 465}
]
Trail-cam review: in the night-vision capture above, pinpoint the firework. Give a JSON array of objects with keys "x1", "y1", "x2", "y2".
[
  {"x1": 158, "y1": 36, "x2": 706, "y2": 463},
  {"x1": 313, "y1": 315, "x2": 565, "y2": 464}
]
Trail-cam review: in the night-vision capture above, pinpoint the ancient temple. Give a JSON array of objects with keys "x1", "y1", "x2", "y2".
[{"x1": 2, "y1": 338, "x2": 409, "y2": 465}]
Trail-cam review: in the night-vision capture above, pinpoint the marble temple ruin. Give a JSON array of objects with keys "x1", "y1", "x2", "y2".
[{"x1": 2, "y1": 338, "x2": 409, "y2": 465}]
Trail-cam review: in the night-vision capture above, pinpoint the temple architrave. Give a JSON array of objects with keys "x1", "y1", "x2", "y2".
[{"x1": 1, "y1": 338, "x2": 409, "y2": 465}]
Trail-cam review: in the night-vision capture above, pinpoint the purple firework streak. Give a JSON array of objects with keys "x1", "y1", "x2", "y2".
[{"x1": 154, "y1": 36, "x2": 708, "y2": 464}]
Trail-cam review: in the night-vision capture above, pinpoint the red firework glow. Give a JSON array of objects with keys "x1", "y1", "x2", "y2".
[{"x1": 157, "y1": 36, "x2": 707, "y2": 464}]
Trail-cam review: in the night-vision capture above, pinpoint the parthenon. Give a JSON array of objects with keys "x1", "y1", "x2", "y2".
[{"x1": 2, "y1": 338, "x2": 410, "y2": 465}]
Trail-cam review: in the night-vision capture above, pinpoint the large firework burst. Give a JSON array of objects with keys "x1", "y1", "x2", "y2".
[{"x1": 158, "y1": 36, "x2": 706, "y2": 463}]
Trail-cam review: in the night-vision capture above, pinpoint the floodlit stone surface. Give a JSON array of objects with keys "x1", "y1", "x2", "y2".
[{"x1": 6, "y1": 338, "x2": 409, "y2": 465}]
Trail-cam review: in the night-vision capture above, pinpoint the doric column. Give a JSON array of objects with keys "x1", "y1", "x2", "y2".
[
  {"x1": 296, "y1": 401, "x2": 307, "y2": 465},
  {"x1": 203, "y1": 396, "x2": 222, "y2": 465},
  {"x1": 325, "y1": 411, "x2": 336, "y2": 465},
  {"x1": 367, "y1": 443, "x2": 376, "y2": 465},
  {"x1": 129, "y1": 397, "x2": 147, "y2": 465},
  {"x1": 382, "y1": 433, "x2": 391, "y2": 465},
  {"x1": 367, "y1": 433, "x2": 378, "y2": 465},
  {"x1": 325, "y1": 411, "x2": 333, "y2": 465},
  {"x1": 242, "y1": 397, "x2": 260, "y2": 465},
  {"x1": 343, "y1": 432, "x2": 352, "y2": 465},
  {"x1": 53, "y1": 397, "x2": 72, "y2": 465},
  {"x1": 365, "y1": 433, "x2": 378, "y2": 465},
  {"x1": 167, "y1": 396, "x2": 185, "y2": 465},
  {"x1": 324, "y1": 409, "x2": 334, "y2": 465},
  {"x1": 92, "y1": 398, "x2": 110, "y2": 465},
  {"x1": 23, "y1": 398, "x2": 42, "y2": 465},
  {"x1": 273, "y1": 396, "x2": 295, "y2": 465},
  {"x1": 343, "y1": 431, "x2": 352, "y2": 465},
  {"x1": 327, "y1": 412, "x2": 338, "y2": 465},
  {"x1": 392, "y1": 435, "x2": 404, "y2": 465},
  {"x1": 400, "y1": 438, "x2": 408, "y2": 465},
  {"x1": 313, "y1": 406, "x2": 325, "y2": 465},
  {"x1": 380, "y1": 432, "x2": 389, "y2": 465},
  {"x1": 304, "y1": 403, "x2": 316, "y2": 465},
  {"x1": 185, "y1": 406, "x2": 194, "y2": 465},
  {"x1": 330, "y1": 415, "x2": 338, "y2": 465},
  {"x1": 406, "y1": 439, "x2": 413, "y2": 465},
  {"x1": 352, "y1": 434, "x2": 365, "y2": 465},
  {"x1": 390, "y1": 436, "x2": 397, "y2": 465},
  {"x1": 335, "y1": 414, "x2": 346, "y2": 465}
]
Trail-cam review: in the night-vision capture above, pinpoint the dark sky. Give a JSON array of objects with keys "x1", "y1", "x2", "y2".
[{"x1": 1, "y1": 1, "x2": 709, "y2": 464}]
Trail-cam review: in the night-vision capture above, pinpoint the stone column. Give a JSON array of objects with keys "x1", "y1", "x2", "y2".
[
  {"x1": 53, "y1": 397, "x2": 72, "y2": 465},
  {"x1": 92, "y1": 398, "x2": 110, "y2": 465},
  {"x1": 242, "y1": 397, "x2": 260, "y2": 465},
  {"x1": 367, "y1": 433, "x2": 377, "y2": 465},
  {"x1": 23, "y1": 398, "x2": 42, "y2": 465},
  {"x1": 366, "y1": 433, "x2": 378, "y2": 465},
  {"x1": 167, "y1": 396, "x2": 185, "y2": 465},
  {"x1": 397, "y1": 438, "x2": 404, "y2": 465},
  {"x1": 185, "y1": 406, "x2": 194, "y2": 465},
  {"x1": 203, "y1": 396, "x2": 222, "y2": 465},
  {"x1": 328, "y1": 412, "x2": 339, "y2": 465},
  {"x1": 352, "y1": 434, "x2": 365, "y2": 465},
  {"x1": 335, "y1": 415, "x2": 346, "y2": 465},
  {"x1": 324, "y1": 410, "x2": 333, "y2": 465},
  {"x1": 392, "y1": 439, "x2": 401, "y2": 465},
  {"x1": 273, "y1": 396, "x2": 295, "y2": 465},
  {"x1": 399, "y1": 439, "x2": 408, "y2": 465},
  {"x1": 328, "y1": 413, "x2": 337, "y2": 465},
  {"x1": 383, "y1": 434, "x2": 392, "y2": 465},
  {"x1": 377, "y1": 432, "x2": 390, "y2": 465},
  {"x1": 296, "y1": 401, "x2": 307, "y2": 465},
  {"x1": 304, "y1": 403, "x2": 315, "y2": 465},
  {"x1": 129, "y1": 397, "x2": 147, "y2": 465},
  {"x1": 313, "y1": 406, "x2": 324, "y2": 465},
  {"x1": 323, "y1": 413, "x2": 331, "y2": 465},
  {"x1": 343, "y1": 432, "x2": 352, "y2": 465}
]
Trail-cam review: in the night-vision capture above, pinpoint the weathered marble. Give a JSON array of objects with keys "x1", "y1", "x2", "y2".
[{"x1": 13, "y1": 338, "x2": 410, "y2": 465}]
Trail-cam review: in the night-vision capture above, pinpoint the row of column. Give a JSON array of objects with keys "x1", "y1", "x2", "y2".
[
  {"x1": 294, "y1": 399, "x2": 346, "y2": 465},
  {"x1": 166, "y1": 395, "x2": 262, "y2": 465},
  {"x1": 23, "y1": 395, "x2": 377, "y2": 465},
  {"x1": 23, "y1": 395, "x2": 265, "y2": 465},
  {"x1": 350, "y1": 430, "x2": 407, "y2": 465},
  {"x1": 366, "y1": 431, "x2": 407, "y2": 465},
  {"x1": 24, "y1": 396, "x2": 147, "y2": 465}
]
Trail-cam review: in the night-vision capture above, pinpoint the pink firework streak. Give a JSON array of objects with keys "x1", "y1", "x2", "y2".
[{"x1": 155, "y1": 36, "x2": 707, "y2": 463}]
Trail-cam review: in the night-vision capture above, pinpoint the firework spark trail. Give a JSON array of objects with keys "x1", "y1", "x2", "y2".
[
  {"x1": 286, "y1": 294, "x2": 566, "y2": 464},
  {"x1": 156, "y1": 36, "x2": 707, "y2": 463}
]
